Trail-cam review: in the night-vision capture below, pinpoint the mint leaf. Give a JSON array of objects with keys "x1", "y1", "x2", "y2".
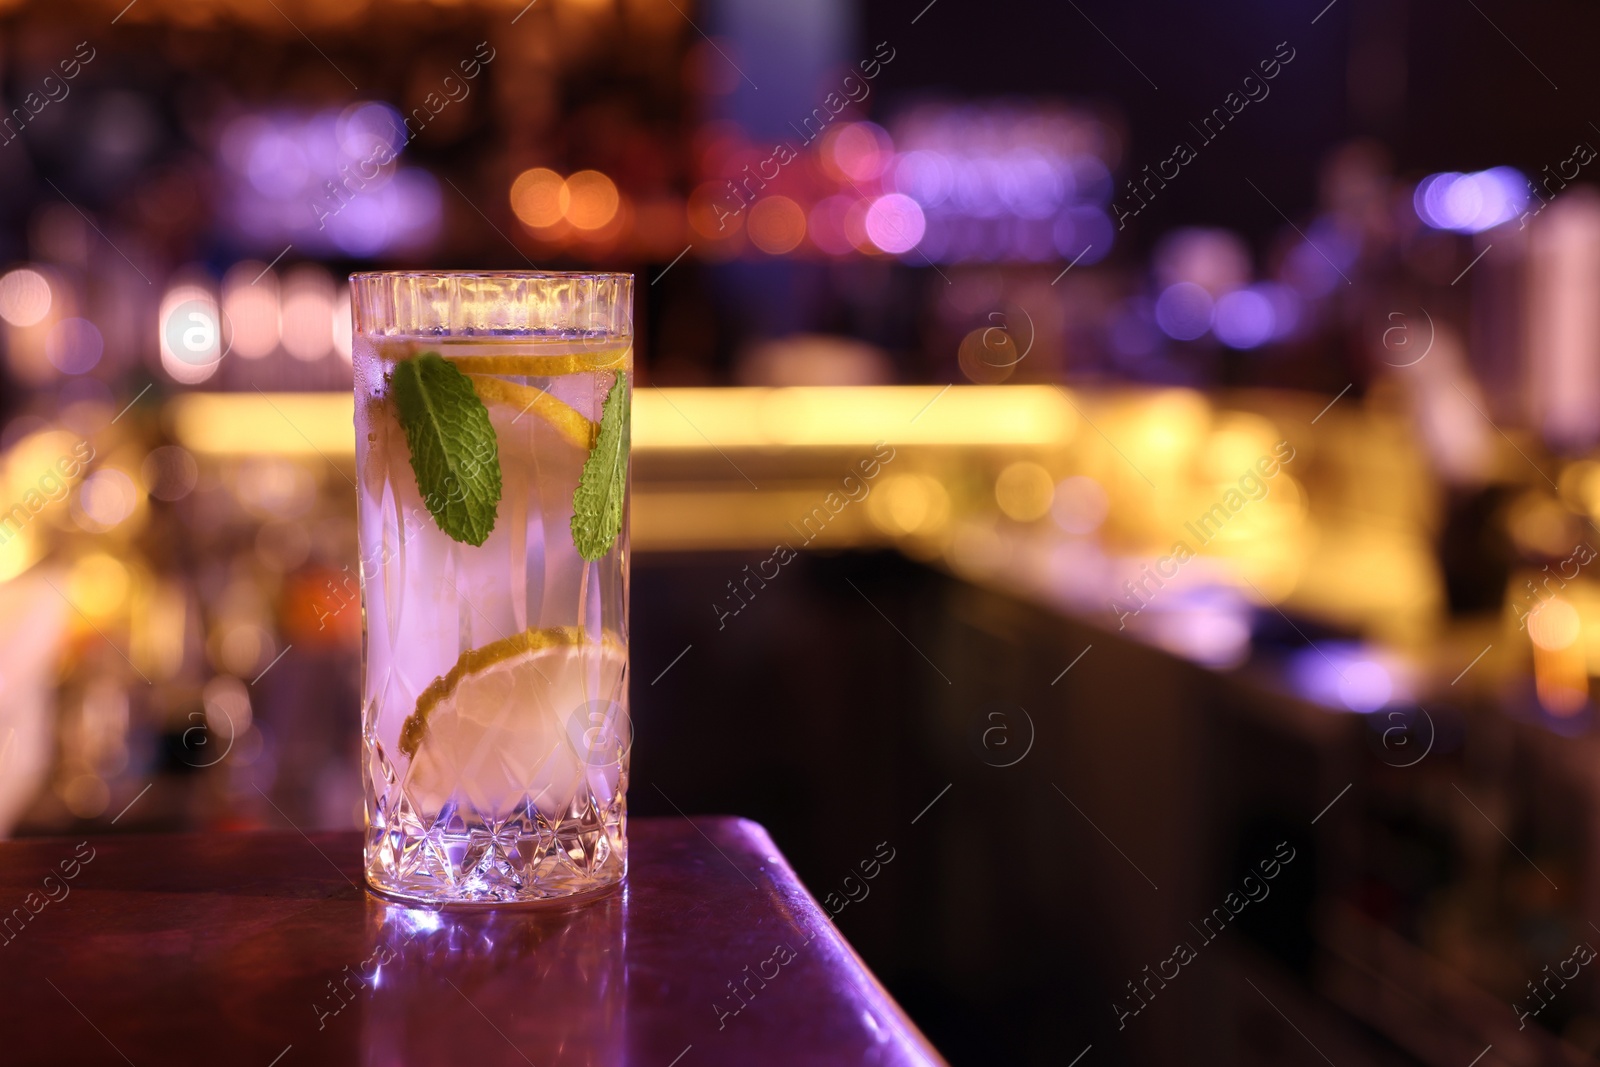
[
  {"x1": 571, "y1": 372, "x2": 629, "y2": 561},
  {"x1": 390, "y1": 352, "x2": 502, "y2": 546}
]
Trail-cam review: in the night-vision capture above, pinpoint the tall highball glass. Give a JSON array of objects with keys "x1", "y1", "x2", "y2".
[{"x1": 351, "y1": 271, "x2": 632, "y2": 905}]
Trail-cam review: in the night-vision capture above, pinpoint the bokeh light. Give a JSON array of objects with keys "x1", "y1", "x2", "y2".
[
  {"x1": 807, "y1": 196, "x2": 855, "y2": 255},
  {"x1": 563, "y1": 170, "x2": 620, "y2": 230},
  {"x1": 885, "y1": 105, "x2": 1115, "y2": 266},
  {"x1": 45, "y1": 318, "x2": 104, "y2": 374},
  {"x1": 511, "y1": 167, "x2": 565, "y2": 228},
  {"x1": 332, "y1": 291, "x2": 353, "y2": 362},
  {"x1": 74, "y1": 469, "x2": 139, "y2": 532},
  {"x1": 62, "y1": 774, "x2": 109, "y2": 819},
  {"x1": 68, "y1": 552, "x2": 131, "y2": 618},
  {"x1": 995, "y1": 461, "x2": 1055, "y2": 521},
  {"x1": 893, "y1": 150, "x2": 953, "y2": 208},
  {"x1": 218, "y1": 622, "x2": 271, "y2": 676},
  {"x1": 865, "y1": 193, "x2": 926, "y2": 255},
  {"x1": 689, "y1": 180, "x2": 745, "y2": 239},
  {"x1": 1212, "y1": 288, "x2": 1274, "y2": 349},
  {"x1": 828, "y1": 122, "x2": 892, "y2": 181},
  {"x1": 280, "y1": 266, "x2": 335, "y2": 361},
  {"x1": 1529, "y1": 597, "x2": 1581, "y2": 651},
  {"x1": 747, "y1": 196, "x2": 807, "y2": 254},
  {"x1": 141, "y1": 446, "x2": 198, "y2": 502},
  {"x1": 998, "y1": 149, "x2": 1066, "y2": 218},
  {"x1": 1337, "y1": 661, "x2": 1394, "y2": 713},
  {"x1": 0, "y1": 268, "x2": 52, "y2": 327},
  {"x1": 221, "y1": 104, "x2": 435, "y2": 256},
  {"x1": 1257, "y1": 282, "x2": 1302, "y2": 341},
  {"x1": 1154, "y1": 282, "x2": 1214, "y2": 341},
  {"x1": 158, "y1": 284, "x2": 222, "y2": 384},
  {"x1": 1051, "y1": 475, "x2": 1109, "y2": 534},
  {"x1": 1053, "y1": 207, "x2": 1112, "y2": 264},
  {"x1": 868, "y1": 473, "x2": 951, "y2": 536},
  {"x1": 337, "y1": 101, "x2": 403, "y2": 160},
  {"x1": 203, "y1": 675, "x2": 253, "y2": 738},
  {"x1": 1414, "y1": 167, "x2": 1527, "y2": 233},
  {"x1": 222, "y1": 265, "x2": 280, "y2": 360},
  {"x1": 958, "y1": 326, "x2": 1018, "y2": 384},
  {"x1": 1288, "y1": 643, "x2": 1409, "y2": 714}
]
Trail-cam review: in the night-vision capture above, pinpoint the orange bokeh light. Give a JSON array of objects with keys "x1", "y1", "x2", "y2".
[
  {"x1": 747, "y1": 196, "x2": 807, "y2": 255},
  {"x1": 563, "y1": 170, "x2": 620, "y2": 230},
  {"x1": 510, "y1": 167, "x2": 565, "y2": 228},
  {"x1": 843, "y1": 197, "x2": 875, "y2": 253},
  {"x1": 688, "y1": 181, "x2": 744, "y2": 239}
]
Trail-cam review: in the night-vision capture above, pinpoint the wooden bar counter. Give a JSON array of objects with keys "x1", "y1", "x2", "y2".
[{"x1": 0, "y1": 817, "x2": 945, "y2": 1067}]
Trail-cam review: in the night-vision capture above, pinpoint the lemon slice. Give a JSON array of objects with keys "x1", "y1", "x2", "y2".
[
  {"x1": 400, "y1": 628, "x2": 628, "y2": 818},
  {"x1": 443, "y1": 346, "x2": 629, "y2": 377},
  {"x1": 465, "y1": 376, "x2": 596, "y2": 450}
]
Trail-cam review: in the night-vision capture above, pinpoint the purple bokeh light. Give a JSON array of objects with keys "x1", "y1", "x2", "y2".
[
  {"x1": 1414, "y1": 167, "x2": 1527, "y2": 233},
  {"x1": 1154, "y1": 282, "x2": 1214, "y2": 341},
  {"x1": 220, "y1": 103, "x2": 438, "y2": 257},
  {"x1": 885, "y1": 104, "x2": 1115, "y2": 265},
  {"x1": 1213, "y1": 288, "x2": 1274, "y2": 349},
  {"x1": 46, "y1": 318, "x2": 104, "y2": 375}
]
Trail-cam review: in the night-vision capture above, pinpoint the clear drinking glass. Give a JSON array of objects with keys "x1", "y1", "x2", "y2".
[{"x1": 351, "y1": 271, "x2": 632, "y2": 905}]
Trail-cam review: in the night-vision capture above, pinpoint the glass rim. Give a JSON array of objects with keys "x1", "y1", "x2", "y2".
[{"x1": 349, "y1": 270, "x2": 633, "y2": 282}]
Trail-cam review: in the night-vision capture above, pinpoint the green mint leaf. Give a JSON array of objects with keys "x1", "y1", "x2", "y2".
[
  {"x1": 390, "y1": 352, "x2": 502, "y2": 547},
  {"x1": 571, "y1": 372, "x2": 629, "y2": 561}
]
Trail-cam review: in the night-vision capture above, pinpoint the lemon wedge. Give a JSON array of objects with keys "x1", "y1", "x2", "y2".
[
  {"x1": 442, "y1": 346, "x2": 629, "y2": 377},
  {"x1": 465, "y1": 376, "x2": 596, "y2": 450}
]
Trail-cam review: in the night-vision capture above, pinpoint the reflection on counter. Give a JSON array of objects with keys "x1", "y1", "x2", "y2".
[{"x1": 356, "y1": 893, "x2": 625, "y2": 1065}]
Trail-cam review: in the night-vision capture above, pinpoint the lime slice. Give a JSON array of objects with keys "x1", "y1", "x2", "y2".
[
  {"x1": 465, "y1": 376, "x2": 595, "y2": 450},
  {"x1": 400, "y1": 628, "x2": 628, "y2": 818}
]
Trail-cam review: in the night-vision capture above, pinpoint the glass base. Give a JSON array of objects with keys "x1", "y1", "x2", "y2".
[
  {"x1": 364, "y1": 867, "x2": 625, "y2": 910},
  {"x1": 364, "y1": 805, "x2": 627, "y2": 906}
]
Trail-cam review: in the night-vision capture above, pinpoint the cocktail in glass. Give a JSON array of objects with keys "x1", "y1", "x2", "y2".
[{"x1": 350, "y1": 271, "x2": 632, "y2": 905}]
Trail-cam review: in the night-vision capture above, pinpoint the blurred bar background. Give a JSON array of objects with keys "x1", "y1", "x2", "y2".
[{"x1": 5, "y1": 0, "x2": 1600, "y2": 1062}]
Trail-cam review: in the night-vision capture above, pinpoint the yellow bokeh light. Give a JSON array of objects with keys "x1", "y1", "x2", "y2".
[
  {"x1": 1529, "y1": 596, "x2": 1581, "y2": 651},
  {"x1": 69, "y1": 553, "x2": 131, "y2": 618},
  {"x1": 562, "y1": 170, "x2": 620, "y2": 230},
  {"x1": 995, "y1": 461, "x2": 1055, "y2": 522},
  {"x1": 869, "y1": 473, "x2": 951, "y2": 536},
  {"x1": 1138, "y1": 390, "x2": 1210, "y2": 459},
  {"x1": 1202, "y1": 413, "x2": 1280, "y2": 479},
  {"x1": 510, "y1": 167, "x2": 565, "y2": 228}
]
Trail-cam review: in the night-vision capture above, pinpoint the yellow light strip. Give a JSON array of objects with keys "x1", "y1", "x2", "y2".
[
  {"x1": 170, "y1": 386, "x2": 1081, "y2": 456},
  {"x1": 170, "y1": 393, "x2": 357, "y2": 457},
  {"x1": 636, "y1": 386, "x2": 1078, "y2": 448}
]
